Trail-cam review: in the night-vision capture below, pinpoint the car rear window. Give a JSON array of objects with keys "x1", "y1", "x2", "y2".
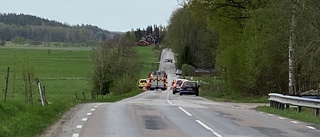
[
  {"x1": 140, "y1": 80, "x2": 147, "y2": 83},
  {"x1": 183, "y1": 82, "x2": 197, "y2": 87},
  {"x1": 177, "y1": 80, "x2": 183, "y2": 85}
]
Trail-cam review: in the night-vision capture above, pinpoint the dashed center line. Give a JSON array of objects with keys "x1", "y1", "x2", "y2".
[
  {"x1": 94, "y1": 106, "x2": 98, "y2": 108},
  {"x1": 87, "y1": 113, "x2": 92, "y2": 116},
  {"x1": 178, "y1": 107, "x2": 192, "y2": 116},
  {"x1": 72, "y1": 133, "x2": 79, "y2": 137},
  {"x1": 166, "y1": 91, "x2": 176, "y2": 106},
  {"x1": 196, "y1": 120, "x2": 223, "y2": 137},
  {"x1": 91, "y1": 109, "x2": 95, "y2": 111},
  {"x1": 81, "y1": 118, "x2": 88, "y2": 121},
  {"x1": 76, "y1": 125, "x2": 82, "y2": 129}
]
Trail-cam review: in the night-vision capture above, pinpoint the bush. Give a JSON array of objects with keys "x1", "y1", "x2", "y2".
[
  {"x1": 181, "y1": 64, "x2": 196, "y2": 77},
  {"x1": 109, "y1": 74, "x2": 137, "y2": 96},
  {"x1": 29, "y1": 40, "x2": 42, "y2": 46},
  {"x1": 11, "y1": 36, "x2": 26, "y2": 44},
  {"x1": 199, "y1": 76, "x2": 226, "y2": 98},
  {"x1": 0, "y1": 41, "x2": 5, "y2": 46}
]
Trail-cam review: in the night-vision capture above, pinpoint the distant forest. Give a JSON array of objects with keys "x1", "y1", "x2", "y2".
[
  {"x1": 0, "y1": 13, "x2": 167, "y2": 46},
  {"x1": 0, "y1": 13, "x2": 116, "y2": 44}
]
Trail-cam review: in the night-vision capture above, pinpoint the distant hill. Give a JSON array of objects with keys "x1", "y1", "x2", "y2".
[{"x1": 0, "y1": 13, "x2": 119, "y2": 44}]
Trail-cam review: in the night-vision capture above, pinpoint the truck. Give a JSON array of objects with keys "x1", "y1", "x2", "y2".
[{"x1": 147, "y1": 71, "x2": 167, "y2": 90}]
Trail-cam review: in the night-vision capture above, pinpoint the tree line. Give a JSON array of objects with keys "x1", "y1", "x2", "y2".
[
  {"x1": 131, "y1": 25, "x2": 167, "y2": 44},
  {"x1": 166, "y1": 0, "x2": 320, "y2": 96},
  {"x1": 0, "y1": 13, "x2": 115, "y2": 43}
]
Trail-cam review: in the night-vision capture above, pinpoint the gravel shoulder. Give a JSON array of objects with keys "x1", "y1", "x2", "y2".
[{"x1": 39, "y1": 104, "x2": 84, "y2": 137}]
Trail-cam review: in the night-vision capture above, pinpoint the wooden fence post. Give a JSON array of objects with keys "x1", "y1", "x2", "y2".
[
  {"x1": 3, "y1": 67, "x2": 10, "y2": 102},
  {"x1": 36, "y1": 78, "x2": 45, "y2": 106},
  {"x1": 28, "y1": 73, "x2": 33, "y2": 105},
  {"x1": 42, "y1": 86, "x2": 48, "y2": 105}
]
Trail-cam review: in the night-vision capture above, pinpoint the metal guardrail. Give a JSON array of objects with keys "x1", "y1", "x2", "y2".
[{"x1": 268, "y1": 93, "x2": 320, "y2": 116}]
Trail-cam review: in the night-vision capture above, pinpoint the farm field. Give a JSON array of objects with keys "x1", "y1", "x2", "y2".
[{"x1": 0, "y1": 45, "x2": 157, "y2": 137}]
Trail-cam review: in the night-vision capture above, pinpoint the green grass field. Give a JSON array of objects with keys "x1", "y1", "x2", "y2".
[
  {"x1": 0, "y1": 45, "x2": 157, "y2": 137},
  {"x1": 133, "y1": 46, "x2": 160, "y2": 78}
]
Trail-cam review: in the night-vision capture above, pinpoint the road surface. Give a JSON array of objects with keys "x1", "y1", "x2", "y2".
[{"x1": 48, "y1": 48, "x2": 320, "y2": 137}]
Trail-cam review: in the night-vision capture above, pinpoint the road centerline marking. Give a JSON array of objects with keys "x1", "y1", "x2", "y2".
[
  {"x1": 76, "y1": 125, "x2": 82, "y2": 129},
  {"x1": 72, "y1": 133, "x2": 79, "y2": 137},
  {"x1": 166, "y1": 91, "x2": 176, "y2": 106},
  {"x1": 91, "y1": 109, "x2": 95, "y2": 111},
  {"x1": 87, "y1": 113, "x2": 92, "y2": 116},
  {"x1": 196, "y1": 120, "x2": 223, "y2": 137},
  {"x1": 81, "y1": 118, "x2": 88, "y2": 121},
  {"x1": 178, "y1": 107, "x2": 192, "y2": 116}
]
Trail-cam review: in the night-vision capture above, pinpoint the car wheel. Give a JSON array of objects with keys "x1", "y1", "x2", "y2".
[
  {"x1": 195, "y1": 92, "x2": 199, "y2": 96},
  {"x1": 180, "y1": 93, "x2": 182, "y2": 96}
]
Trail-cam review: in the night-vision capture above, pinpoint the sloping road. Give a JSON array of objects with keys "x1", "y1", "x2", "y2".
[{"x1": 50, "y1": 48, "x2": 320, "y2": 137}]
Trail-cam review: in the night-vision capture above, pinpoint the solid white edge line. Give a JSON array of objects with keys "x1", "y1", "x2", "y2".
[
  {"x1": 178, "y1": 107, "x2": 192, "y2": 116},
  {"x1": 166, "y1": 91, "x2": 176, "y2": 106},
  {"x1": 87, "y1": 113, "x2": 92, "y2": 116},
  {"x1": 196, "y1": 120, "x2": 223, "y2": 137},
  {"x1": 72, "y1": 133, "x2": 79, "y2": 137},
  {"x1": 81, "y1": 118, "x2": 88, "y2": 121},
  {"x1": 307, "y1": 126, "x2": 316, "y2": 130},
  {"x1": 291, "y1": 121, "x2": 298, "y2": 124},
  {"x1": 76, "y1": 125, "x2": 82, "y2": 129}
]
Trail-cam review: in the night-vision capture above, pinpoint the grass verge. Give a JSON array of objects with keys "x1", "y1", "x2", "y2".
[{"x1": 257, "y1": 106, "x2": 320, "y2": 124}]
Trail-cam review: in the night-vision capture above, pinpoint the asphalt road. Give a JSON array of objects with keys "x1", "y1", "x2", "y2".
[{"x1": 57, "y1": 48, "x2": 320, "y2": 137}]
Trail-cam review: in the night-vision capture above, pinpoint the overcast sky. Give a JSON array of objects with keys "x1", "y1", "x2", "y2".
[{"x1": 0, "y1": 0, "x2": 179, "y2": 32}]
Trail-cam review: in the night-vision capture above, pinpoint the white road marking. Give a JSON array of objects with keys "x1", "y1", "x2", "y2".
[
  {"x1": 268, "y1": 114, "x2": 273, "y2": 116},
  {"x1": 76, "y1": 125, "x2": 82, "y2": 129},
  {"x1": 196, "y1": 120, "x2": 223, "y2": 137},
  {"x1": 72, "y1": 133, "x2": 79, "y2": 137},
  {"x1": 166, "y1": 91, "x2": 176, "y2": 106},
  {"x1": 278, "y1": 117, "x2": 284, "y2": 120},
  {"x1": 81, "y1": 118, "x2": 88, "y2": 121},
  {"x1": 94, "y1": 106, "x2": 98, "y2": 108},
  {"x1": 259, "y1": 112, "x2": 264, "y2": 114},
  {"x1": 91, "y1": 109, "x2": 95, "y2": 111},
  {"x1": 87, "y1": 113, "x2": 92, "y2": 116},
  {"x1": 307, "y1": 126, "x2": 316, "y2": 130},
  {"x1": 178, "y1": 107, "x2": 192, "y2": 116},
  {"x1": 291, "y1": 121, "x2": 298, "y2": 124}
]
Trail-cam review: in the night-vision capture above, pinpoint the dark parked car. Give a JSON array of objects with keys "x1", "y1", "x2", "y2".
[{"x1": 179, "y1": 81, "x2": 199, "y2": 96}]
